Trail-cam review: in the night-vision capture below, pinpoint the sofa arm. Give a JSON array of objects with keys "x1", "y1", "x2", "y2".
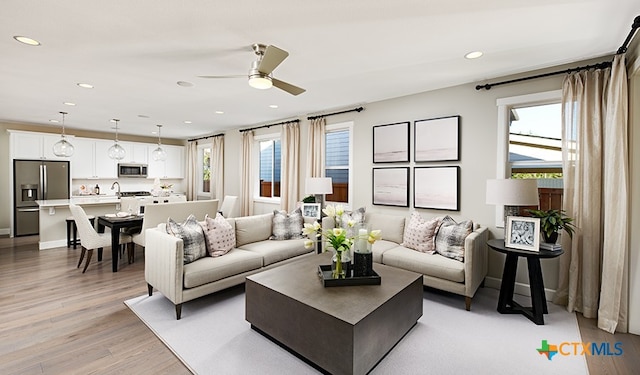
[
  {"x1": 145, "y1": 227, "x2": 185, "y2": 305},
  {"x1": 463, "y1": 226, "x2": 489, "y2": 296}
]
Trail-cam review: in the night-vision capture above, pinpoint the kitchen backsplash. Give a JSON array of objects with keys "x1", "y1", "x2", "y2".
[{"x1": 72, "y1": 178, "x2": 185, "y2": 196}]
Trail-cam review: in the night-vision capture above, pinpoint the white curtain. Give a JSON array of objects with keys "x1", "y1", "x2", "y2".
[
  {"x1": 186, "y1": 141, "x2": 198, "y2": 201},
  {"x1": 240, "y1": 131, "x2": 254, "y2": 216},
  {"x1": 306, "y1": 117, "x2": 326, "y2": 178},
  {"x1": 210, "y1": 136, "x2": 224, "y2": 200},
  {"x1": 280, "y1": 122, "x2": 300, "y2": 212},
  {"x1": 556, "y1": 55, "x2": 629, "y2": 333}
]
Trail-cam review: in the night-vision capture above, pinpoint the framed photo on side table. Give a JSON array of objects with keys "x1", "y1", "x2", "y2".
[
  {"x1": 301, "y1": 203, "x2": 321, "y2": 219},
  {"x1": 505, "y1": 216, "x2": 540, "y2": 251}
]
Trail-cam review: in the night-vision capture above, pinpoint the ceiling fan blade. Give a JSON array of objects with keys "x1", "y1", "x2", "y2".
[
  {"x1": 197, "y1": 74, "x2": 245, "y2": 79},
  {"x1": 272, "y1": 78, "x2": 306, "y2": 96},
  {"x1": 258, "y1": 45, "x2": 289, "y2": 74}
]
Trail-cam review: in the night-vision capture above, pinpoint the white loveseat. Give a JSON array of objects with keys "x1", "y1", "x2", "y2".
[
  {"x1": 325, "y1": 212, "x2": 488, "y2": 311},
  {"x1": 145, "y1": 212, "x2": 315, "y2": 319}
]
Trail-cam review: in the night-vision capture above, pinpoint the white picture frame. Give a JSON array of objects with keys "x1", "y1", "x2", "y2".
[
  {"x1": 301, "y1": 203, "x2": 321, "y2": 219},
  {"x1": 414, "y1": 115, "x2": 460, "y2": 162},
  {"x1": 505, "y1": 216, "x2": 540, "y2": 251}
]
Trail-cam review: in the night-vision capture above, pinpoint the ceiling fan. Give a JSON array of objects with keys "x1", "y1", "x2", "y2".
[{"x1": 199, "y1": 43, "x2": 306, "y2": 96}]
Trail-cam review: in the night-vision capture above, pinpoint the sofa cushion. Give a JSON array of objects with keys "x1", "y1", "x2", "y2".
[
  {"x1": 234, "y1": 213, "x2": 273, "y2": 247},
  {"x1": 402, "y1": 212, "x2": 442, "y2": 253},
  {"x1": 239, "y1": 239, "x2": 311, "y2": 266},
  {"x1": 370, "y1": 239, "x2": 399, "y2": 263},
  {"x1": 339, "y1": 206, "x2": 366, "y2": 228},
  {"x1": 382, "y1": 246, "x2": 465, "y2": 283},
  {"x1": 166, "y1": 214, "x2": 207, "y2": 264},
  {"x1": 366, "y1": 212, "x2": 405, "y2": 244},
  {"x1": 201, "y1": 213, "x2": 236, "y2": 257},
  {"x1": 270, "y1": 208, "x2": 304, "y2": 240},
  {"x1": 182, "y1": 248, "x2": 263, "y2": 288},
  {"x1": 435, "y1": 216, "x2": 473, "y2": 262}
]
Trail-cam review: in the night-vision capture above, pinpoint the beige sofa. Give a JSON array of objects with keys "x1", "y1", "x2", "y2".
[
  {"x1": 145, "y1": 212, "x2": 315, "y2": 319},
  {"x1": 325, "y1": 212, "x2": 488, "y2": 311}
]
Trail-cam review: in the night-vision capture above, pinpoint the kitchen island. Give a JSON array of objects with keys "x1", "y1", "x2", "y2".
[{"x1": 35, "y1": 196, "x2": 121, "y2": 250}]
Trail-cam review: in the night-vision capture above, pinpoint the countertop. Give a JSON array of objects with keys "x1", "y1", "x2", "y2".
[{"x1": 36, "y1": 196, "x2": 121, "y2": 207}]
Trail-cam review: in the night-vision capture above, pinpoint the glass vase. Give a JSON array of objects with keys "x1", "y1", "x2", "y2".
[{"x1": 332, "y1": 250, "x2": 351, "y2": 278}]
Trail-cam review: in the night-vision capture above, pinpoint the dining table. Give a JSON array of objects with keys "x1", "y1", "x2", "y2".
[{"x1": 97, "y1": 214, "x2": 144, "y2": 272}]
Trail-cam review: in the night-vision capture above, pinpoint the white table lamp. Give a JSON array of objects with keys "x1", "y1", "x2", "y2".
[
  {"x1": 486, "y1": 179, "x2": 539, "y2": 237},
  {"x1": 305, "y1": 177, "x2": 333, "y2": 208}
]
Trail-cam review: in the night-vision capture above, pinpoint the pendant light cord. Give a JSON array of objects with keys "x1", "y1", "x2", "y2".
[{"x1": 59, "y1": 111, "x2": 67, "y2": 138}]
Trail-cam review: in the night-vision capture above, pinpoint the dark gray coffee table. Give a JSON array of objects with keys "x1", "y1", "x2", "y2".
[{"x1": 246, "y1": 252, "x2": 423, "y2": 375}]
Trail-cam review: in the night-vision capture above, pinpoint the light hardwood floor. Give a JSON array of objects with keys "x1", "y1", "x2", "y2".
[{"x1": 1, "y1": 235, "x2": 638, "y2": 374}]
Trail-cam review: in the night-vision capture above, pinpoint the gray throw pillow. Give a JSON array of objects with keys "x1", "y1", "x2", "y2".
[
  {"x1": 434, "y1": 216, "x2": 473, "y2": 262},
  {"x1": 270, "y1": 208, "x2": 304, "y2": 240},
  {"x1": 166, "y1": 214, "x2": 207, "y2": 264}
]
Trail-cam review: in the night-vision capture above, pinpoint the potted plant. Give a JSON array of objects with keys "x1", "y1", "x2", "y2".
[{"x1": 526, "y1": 209, "x2": 576, "y2": 243}]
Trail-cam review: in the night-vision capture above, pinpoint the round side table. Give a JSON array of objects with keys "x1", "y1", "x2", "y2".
[{"x1": 487, "y1": 239, "x2": 564, "y2": 325}]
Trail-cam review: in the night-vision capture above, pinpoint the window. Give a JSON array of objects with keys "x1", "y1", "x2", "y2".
[
  {"x1": 197, "y1": 144, "x2": 211, "y2": 196},
  {"x1": 258, "y1": 138, "x2": 281, "y2": 198},
  {"x1": 325, "y1": 122, "x2": 353, "y2": 205}
]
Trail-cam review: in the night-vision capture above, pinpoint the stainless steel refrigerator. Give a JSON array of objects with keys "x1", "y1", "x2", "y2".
[{"x1": 13, "y1": 160, "x2": 70, "y2": 236}]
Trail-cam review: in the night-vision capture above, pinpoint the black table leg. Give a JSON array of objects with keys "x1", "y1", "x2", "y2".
[
  {"x1": 97, "y1": 223, "x2": 104, "y2": 261},
  {"x1": 111, "y1": 228, "x2": 119, "y2": 272},
  {"x1": 527, "y1": 258, "x2": 546, "y2": 325},
  {"x1": 497, "y1": 254, "x2": 518, "y2": 313}
]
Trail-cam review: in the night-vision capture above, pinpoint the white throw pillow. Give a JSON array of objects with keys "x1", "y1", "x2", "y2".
[
  {"x1": 402, "y1": 212, "x2": 442, "y2": 253},
  {"x1": 202, "y1": 213, "x2": 235, "y2": 257}
]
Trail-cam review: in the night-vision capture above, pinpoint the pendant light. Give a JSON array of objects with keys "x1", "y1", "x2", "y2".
[
  {"x1": 152, "y1": 124, "x2": 166, "y2": 161},
  {"x1": 108, "y1": 119, "x2": 126, "y2": 160},
  {"x1": 52, "y1": 111, "x2": 74, "y2": 157}
]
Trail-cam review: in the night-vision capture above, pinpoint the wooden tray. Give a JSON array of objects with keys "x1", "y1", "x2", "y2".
[{"x1": 317, "y1": 265, "x2": 381, "y2": 287}]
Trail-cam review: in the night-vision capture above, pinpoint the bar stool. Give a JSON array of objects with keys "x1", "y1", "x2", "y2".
[{"x1": 66, "y1": 215, "x2": 95, "y2": 249}]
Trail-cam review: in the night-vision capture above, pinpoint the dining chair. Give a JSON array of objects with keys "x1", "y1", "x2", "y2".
[
  {"x1": 218, "y1": 195, "x2": 239, "y2": 218},
  {"x1": 69, "y1": 204, "x2": 133, "y2": 273}
]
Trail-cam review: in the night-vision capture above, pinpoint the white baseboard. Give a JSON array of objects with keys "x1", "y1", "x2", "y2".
[
  {"x1": 485, "y1": 276, "x2": 557, "y2": 302},
  {"x1": 0, "y1": 228, "x2": 9, "y2": 236},
  {"x1": 39, "y1": 239, "x2": 67, "y2": 250}
]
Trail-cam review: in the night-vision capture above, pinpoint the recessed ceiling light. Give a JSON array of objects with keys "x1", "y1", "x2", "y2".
[
  {"x1": 215, "y1": 111, "x2": 224, "y2": 114},
  {"x1": 269, "y1": 104, "x2": 278, "y2": 109},
  {"x1": 63, "y1": 102, "x2": 76, "y2": 106},
  {"x1": 77, "y1": 83, "x2": 93, "y2": 89},
  {"x1": 13, "y1": 36, "x2": 41, "y2": 46},
  {"x1": 49, "y1": 119, "x2": 59, "y2": 123},
  {"x1": 465, "y1": 51, "x2": 483, "y2": 59},
  {"x1": 184, "y1": 120, "x2": 192, "y2": 124},
  {"x1": 177, "y1": 81, "x2": 194, "y2": 87}
]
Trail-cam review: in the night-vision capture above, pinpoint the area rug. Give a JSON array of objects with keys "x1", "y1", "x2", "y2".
[{"x1": 125, "y1": 286, "x2": 588, "y2": 374}]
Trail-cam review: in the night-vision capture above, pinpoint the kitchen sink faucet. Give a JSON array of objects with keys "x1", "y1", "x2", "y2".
[{"x1": 111, "y1": 181, "x2": 121, "y2": 197}]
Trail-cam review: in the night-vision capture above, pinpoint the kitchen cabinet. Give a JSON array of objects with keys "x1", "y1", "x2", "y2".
[
  {"x1": 71, "y1": 138, "x2": 117, "y2": 179},
  {"x1": 121, "y1": 142, "x2": 148, "y2": 164},
  {"x1": 10, "y1": 131, "x2": 75, "y2": 160},
  {"x1": 147, "y1": 145, "x2": 185, "y2": 179}
]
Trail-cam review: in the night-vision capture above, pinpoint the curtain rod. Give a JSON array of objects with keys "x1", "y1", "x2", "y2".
[
  {"x1": 307, "y1": 106, "x2": 364, "y2": 120},
  {"x1": 238, "y1": 119, "x2": 300, "y2": 133},
  {"x1": 475, "y1": 61, "x2": 612, "y2": 91},
  {"x1": 476, "y1": 15, "x2": 639, "y2": 91},
  {"x1": 188, "y1": 133, "x2": 225, "y2": 142}
]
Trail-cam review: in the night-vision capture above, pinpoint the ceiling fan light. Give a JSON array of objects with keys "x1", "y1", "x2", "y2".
[{"x1": 249, "y1": 75, "x2": 272, "y2": 90}]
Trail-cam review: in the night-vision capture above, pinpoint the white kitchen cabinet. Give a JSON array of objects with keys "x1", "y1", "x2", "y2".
[
  {"x1": 147, "y1": 145, "x2": 185, "y2": 179},
  {"x1": 10, "y1": 131, "x2": 75, "y2": 160},
  {"x1": 121, "y1": 142, "x2": 148, "y2": 164},
  {"x1": 71, "y1": 139, "x2": 117, "y2": 179}
]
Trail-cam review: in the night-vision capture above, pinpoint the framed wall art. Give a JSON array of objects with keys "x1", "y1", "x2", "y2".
[
  {"x1": 301, "y1": 203, "x2": 321, "y2": 219},
  {"x1": 505, "y1": 216, "x2": 540, "y2": 251},
  {"x1": 372, "y1": 167, "x2": 409, "y2": 207},
  {"x1": 413, "y1": 166, "x2": 459, "y2": 210},
  {"x1": 373, "y1": 121, "x2": 410, "y2": 163},
  {"x1": 414, "y1": 115, "x2": 460, "y2": 162}
]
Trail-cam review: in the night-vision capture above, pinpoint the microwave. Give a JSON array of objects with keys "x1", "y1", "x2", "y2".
[{"x1": 118, "y1": 163, "x2": 148, "y2": 178}]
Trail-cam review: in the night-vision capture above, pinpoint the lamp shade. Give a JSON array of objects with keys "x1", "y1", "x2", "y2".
[
  {"x1": 305, "y1": 177, "x2": 333, "y2": 195},
  {"x1": 486, "y1": 179, "x2": 539, "y2": 206}
]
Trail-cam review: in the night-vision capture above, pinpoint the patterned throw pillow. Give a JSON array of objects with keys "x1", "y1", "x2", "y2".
[
  {"x1": 201, "y1": 213, "x2": 236, "y2": 257},
  {"x1": 401, "y1": 212, "x2": 442, "y2": 253},
  {"x1": 339, "y1": 207, "x2": 366, "y2": 228},
  {"x1": 166, "y1": 214, "x2": 207, "y2": 264},
  {"x1": 270, "y1": 208, "x2": 304, "y2": 240},
  {"x1": 434, "y1": 216, "x2": 473, "y2": 262}
]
